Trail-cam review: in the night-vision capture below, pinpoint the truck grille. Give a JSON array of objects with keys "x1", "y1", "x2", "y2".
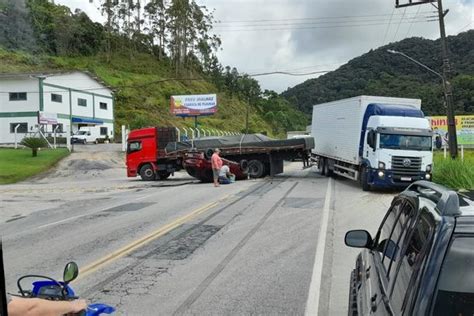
[{"x1": 391, "y1": 156, "x2": 422, "y2": 176}]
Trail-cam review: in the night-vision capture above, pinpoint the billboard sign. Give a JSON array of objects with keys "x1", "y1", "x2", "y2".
[
  {"x1": 428, "y1": 115, "x2": 474, "y2": 146},
  {"x1": 38, "y1": 111, "x2": 58, "y2": 125},
  {"x1": 171, "y1": 94, "x2": 217, "y2": 117}
]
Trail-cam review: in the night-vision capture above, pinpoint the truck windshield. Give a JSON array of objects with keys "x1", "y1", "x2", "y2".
[
  {"x1": 433, "y1": 237, "x2": 474, "y2": 315},
  {"x1": 75, "y1": 131, "x2": 87, "y2": 135},
  {"x1": 379, "y1": 134, "x2": 431, "y2": 151}
]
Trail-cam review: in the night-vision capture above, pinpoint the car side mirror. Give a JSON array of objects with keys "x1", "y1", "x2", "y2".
[
  {"x1": 63, "y1": 262, "x2": 79, "y2": 284},
  {"x1": 87, "y1": 132, "x2": 91, "y2": 136},
  {"x1": 345, "y1": 230, "x2": 373, "y2": 248}
]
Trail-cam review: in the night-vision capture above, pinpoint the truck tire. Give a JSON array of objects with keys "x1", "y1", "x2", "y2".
[
  {"x1": 360, "y1": 166, "x2": 371, "y2": 191},
  {"x1": 157, "y1": 171, "x2": 171, "y2": 180},
  {"x1": 248, "y1": 160, "x2": 264, "y2": 178},
  {"x1": 324, "y1": 159, "x2": 333, "y2": 177},
  {"x1": 82, "y1": 139, "x2": 87, "y2": 145},
  {"x1": 140, "y1": 164, "x2": 156, "y2": 181},
  {"x1": 319, "y1": 158, "x2": 326, "y2": 176},
  {"x1": 94, "y1": 139, "x2": 99, "y2": 144}
]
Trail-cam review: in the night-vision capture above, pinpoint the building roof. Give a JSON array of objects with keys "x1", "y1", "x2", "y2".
[{"x1": 0, "y1": 71, "x2": 113, "y2": 93}]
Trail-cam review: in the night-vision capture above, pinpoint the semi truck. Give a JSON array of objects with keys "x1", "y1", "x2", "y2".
[
  {"x1": 126, "y1": 127, "x2": 315, "y2": 181},
  {"x1": 311, "y1": 96, "x2": 433, "y2": 191}
]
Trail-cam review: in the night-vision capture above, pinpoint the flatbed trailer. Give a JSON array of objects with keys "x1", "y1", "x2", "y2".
[{"x1": 126, "y1": 127, "x2": 314, "y2": 181}]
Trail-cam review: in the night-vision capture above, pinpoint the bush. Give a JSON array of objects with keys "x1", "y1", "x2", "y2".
[
  {"x1": 433, "y1": 152, "x2": 474, "y2": 190},
  {"x1": 20, "y1": 137, "x2": 48, "y2": 157}
]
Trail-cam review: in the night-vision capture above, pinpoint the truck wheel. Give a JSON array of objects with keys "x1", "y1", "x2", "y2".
[
  {"x1": 82, "y1": 139, "x2": 87, "y2": 144},
  {"x1": 248, "y1": 160, "x2": 264, "y2": 178},
  {"x1": 157, "y1": 171, "x2": 171, "y2": 180},
  {"x1": 360, "y1": 166, "x2": 371, "y2": 191},
  {"x1": 140, "y1": 164, "x2": 156, "y2": 181},
  {"x1": 319, "y1": 158, "x2": 326, "y2": 176},
  {"x1": 94, "y1": 139, "x2": 99, "y2": 144},
  {"x1": 324, "y1": 159, "x2": 333, "y2": 177}
]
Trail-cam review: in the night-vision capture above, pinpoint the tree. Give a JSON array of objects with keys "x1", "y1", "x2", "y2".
[{"x1": 21, "y1": 137, "x2": 48, "y2": 157}]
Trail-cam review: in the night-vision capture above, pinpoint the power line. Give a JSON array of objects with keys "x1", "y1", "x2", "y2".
[
  {"x1": 405, "y1": 5, "x2": 422, "y2": 38},
  {"x1": 382, "y1": 8, "x2": 396, "y2": 46},
  {"x1": 213, "y1": 16, "x2": 432, "y2": 29},
  {"x1": 215, "y1": 11, "x2": 437, "y2": 24},
  {"x1": 248, "y1": 70, "x2": 331, "y2": 77},
  {"x1": 392, "y1": 7, "x2": 407, "y2": 42},
  {"x1": 213, "y1": 20, "x2": 435, "y2": 33}
]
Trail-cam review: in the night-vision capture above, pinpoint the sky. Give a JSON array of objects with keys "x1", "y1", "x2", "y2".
[{"x1": 57, "y1": 0, "x2": 473, "y2": 92}]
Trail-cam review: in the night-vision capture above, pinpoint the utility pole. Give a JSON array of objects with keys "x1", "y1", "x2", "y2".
[
  {"x1": 436, "y1": 0, "x2": 458, "y2": 158},
  {"x1": 395, "y1": 0, "x2": 458, "y2": 158}
]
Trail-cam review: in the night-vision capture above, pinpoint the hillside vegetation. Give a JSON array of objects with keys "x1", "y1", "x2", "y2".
[
  {"x1": 282, "y1": 31, "x2": 474, "y2": 116},
  {"x1": 0, "y1": 0, "x2": 307, "y2": 137}
]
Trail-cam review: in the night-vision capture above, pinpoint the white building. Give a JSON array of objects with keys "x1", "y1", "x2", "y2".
[{"x1": 0, "y1": 71, "x2": 114, "y2": 144}]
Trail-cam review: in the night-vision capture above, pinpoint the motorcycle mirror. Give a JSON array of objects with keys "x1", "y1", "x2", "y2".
[{"x1": 63, "y1": 262, "x2": 79, "y2": 284}]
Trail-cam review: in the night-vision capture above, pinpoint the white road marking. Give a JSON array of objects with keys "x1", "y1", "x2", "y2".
[{"x1": 305, "y1": 177, "x2": 332, "y2": 316}]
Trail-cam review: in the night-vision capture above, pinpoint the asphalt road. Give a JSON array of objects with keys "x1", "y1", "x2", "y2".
[{"x1": 0, "y1": 149, "x2": 396, "y2": 315}]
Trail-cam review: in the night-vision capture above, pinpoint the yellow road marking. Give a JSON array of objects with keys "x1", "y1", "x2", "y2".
[{"x1": 77, "y1": 200, "x2": 220, "y2": 280}]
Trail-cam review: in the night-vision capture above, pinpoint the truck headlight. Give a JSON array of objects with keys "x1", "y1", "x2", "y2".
[
  {"x1": 426, "y1": 164, "x2": 432, "y2": 172},
  {"x1": 378, "y1": 171, "x2": 385, "y2": 178},
  {"x1": 378, "y1": 162, "x2": 385, "y2": 169},
  {"x1": 425, "y1": 173, "x2": 431, "y2": 180}
]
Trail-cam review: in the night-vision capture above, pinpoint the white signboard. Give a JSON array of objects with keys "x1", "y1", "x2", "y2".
[
  {"x1": 38, "y1": 111, "x2": 58, "y2": 125},
  {"x1": 171, "y1": 94, "x2": 217, "y2": 117}
]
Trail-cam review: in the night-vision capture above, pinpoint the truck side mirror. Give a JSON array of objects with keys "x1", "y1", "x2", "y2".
[{"x1": 367, "y1": 131, "x2": 374, "y2": 148}]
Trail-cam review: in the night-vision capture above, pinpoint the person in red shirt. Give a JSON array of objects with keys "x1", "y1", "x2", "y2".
[{"x1": 211, "y1": 148, "x2": 223, "y2": 187}]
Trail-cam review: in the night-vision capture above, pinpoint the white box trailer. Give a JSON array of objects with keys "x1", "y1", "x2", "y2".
[{"x1": 311, "y1": 96, "x2": 433, "y2": 191}]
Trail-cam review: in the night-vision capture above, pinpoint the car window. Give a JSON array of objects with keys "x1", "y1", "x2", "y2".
[
  {"x1": 374, "y1": 199, "x2": 404, "y2": 261},
  {"x1": 390, "y1": 213, "x2": 433, "y2": 313},
  {"x1": 433, "y1": 237, "x2": 474, "y2": 316},
  {"x1": 128, "y1": 141, "x2": 142, "y2": 153},
  {"x1": 385, "y1": 201, "x2": 416, "y2": 281}
]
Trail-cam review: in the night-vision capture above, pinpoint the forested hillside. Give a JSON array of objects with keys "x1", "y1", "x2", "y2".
[
  {"x1": 282, "y1": 31, "x2": 474, "y2": 116},
  {"x1": 0, "y1": 0, "x2": 307, "y2": 136}
]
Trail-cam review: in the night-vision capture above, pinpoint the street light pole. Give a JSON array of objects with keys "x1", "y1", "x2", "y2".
[{"x1": 387, "y1": 49, "x2": 458, "y2": 158}]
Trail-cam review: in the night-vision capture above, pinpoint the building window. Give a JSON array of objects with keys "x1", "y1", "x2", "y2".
[
  {"x1": 78, "y1": 98, "x2": 87, "y2": 107},
  {"x1": 52, "y1": 123, "x2": 63, "y2": 133},
  {"x1": 99, "y1": 102, "x2": 108, "y2": 110},
  {"x1": 100, "y1": 127, "x2": 108, "y2": 136},
  {"x1": 51, "y1": 93, "x2": 63, "y2": 103},
  {"x1": 9, "y1": 92, "x2": 27, "y2": 101},
  {"x1": 10, "y1": 123, "x2": 28, "y2": 133}
]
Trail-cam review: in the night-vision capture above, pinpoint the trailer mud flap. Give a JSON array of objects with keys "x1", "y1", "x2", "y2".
[{"x1": 269, "y1": 154, "x2": 283, "y2": 176}]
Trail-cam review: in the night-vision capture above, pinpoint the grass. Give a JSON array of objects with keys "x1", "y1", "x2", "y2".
[
  {"x1": 0, "y1": 148, "x2": 69, "y2": 184},
  {"x1": 433, "y1": 150, "x2": 474, "y2": 190}
]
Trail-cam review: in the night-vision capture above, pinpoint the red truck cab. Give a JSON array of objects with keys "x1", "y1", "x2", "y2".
[{"x1": 126, "y1": 127, "x2": 182, "y2": 180}]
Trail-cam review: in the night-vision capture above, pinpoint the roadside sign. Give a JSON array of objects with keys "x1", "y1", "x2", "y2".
[
  {"x1": 170, "y1": 94, "x2": 217, "y2": 117},
  {"x1": 38, "y1": 111, "x2": 58, "y2": 125},
  {"x1": 428, "y1": 115, "x2": 474, "y2": 146}
]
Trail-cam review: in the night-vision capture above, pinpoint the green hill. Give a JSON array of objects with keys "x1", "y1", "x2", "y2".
[{"x1": 282, "y1": 30, "x2": 474, "y2": 116}]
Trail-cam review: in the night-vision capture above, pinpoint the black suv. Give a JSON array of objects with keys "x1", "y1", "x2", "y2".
[{"x1": 345, "y1": 181, "x2": 474, "y2": 315}]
